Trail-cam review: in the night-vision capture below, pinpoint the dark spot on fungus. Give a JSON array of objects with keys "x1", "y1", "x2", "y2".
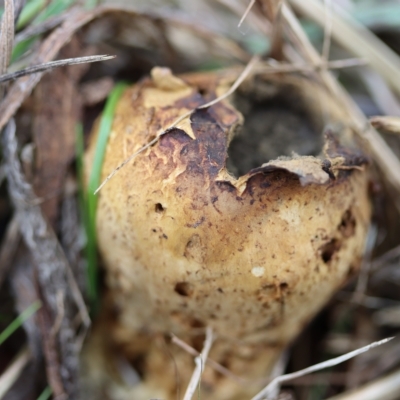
[
  {"x1": 260, "y1": 181, "x2": 271, "y2": 189},
  {"x1": 198, "y1": 87, "x2": 208, "y2": 97},
  {"x1": 320, "y1": 239, "x2": 341, "y2": 264},
  {"x1": 280, "y1": 282, "x2": 288, "y2": 291},
  {"x1": 155, "y1": 203, "x2": 165, "y2": 213},
  {"x1": 184, "y1": 234, "x2": 204, "y2": 263},
  {"x1": 339, "y1": 209, "x2": 356, "y2": 238},
  {"x1": 174, "y1": 282, "x2": 194, "y2": 297}
]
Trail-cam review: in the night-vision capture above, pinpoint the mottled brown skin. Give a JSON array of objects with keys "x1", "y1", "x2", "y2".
[{"x1": 85, "y1": 69, "x2": 371, "y2": 399}]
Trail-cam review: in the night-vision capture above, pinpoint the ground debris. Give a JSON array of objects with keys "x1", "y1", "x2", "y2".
[{"x1": 2, "y1": 119, "x2": 85, "y2": 398}]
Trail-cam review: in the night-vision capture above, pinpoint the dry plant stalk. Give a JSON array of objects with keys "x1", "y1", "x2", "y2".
[{"x1": 85, "y1": 66, "x2": 371, "y2": 399}]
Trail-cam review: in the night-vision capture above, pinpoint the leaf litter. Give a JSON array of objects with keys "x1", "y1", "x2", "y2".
[{"x1": 0, "y1": 1, "x2": 400, "y2": 399}]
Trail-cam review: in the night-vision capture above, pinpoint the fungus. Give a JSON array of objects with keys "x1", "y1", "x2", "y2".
[{"x1": 85, "y1": 67, "x2": 371, "y2": 399}]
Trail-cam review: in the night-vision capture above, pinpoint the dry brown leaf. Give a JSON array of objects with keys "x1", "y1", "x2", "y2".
[{"x1": 32, "y1": 38, "x2": 91, "y2": 226}]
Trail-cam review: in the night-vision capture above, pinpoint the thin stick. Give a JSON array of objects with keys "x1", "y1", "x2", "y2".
[
  {"x1": 0, "y1": 55, "x2": 115, "y2": 84},
  {"x1": 252, "y1": 337, "x2": 393, "y2": 400},
  {"x1": 94, "y1": 56, "x2": 259, "y2": 194},
  {"x1": 238, "y1": 0, "x2": 256, "y2": 28},
  {"x1": 182, "y1": 327, "x2": 214, "y2": 400}
]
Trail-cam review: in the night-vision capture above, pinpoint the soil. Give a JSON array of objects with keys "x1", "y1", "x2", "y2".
[{"x1": 227, "y1": 89, "x2": 322, "y2": 177}]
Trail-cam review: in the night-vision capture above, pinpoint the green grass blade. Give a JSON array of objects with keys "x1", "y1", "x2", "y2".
[
  {"x1": 37, "y1": 386, "x2": 52, "y2": 400},
  {"x1": 11, "y1": 0, "x2": 77, "y2": 62},
  {"x1": 85, "y1": 82, "x2": 128, "y2": 311},
  {"x1": 84, "y1": 0, "x2": 100, "y2": 9},
  {"x1": 17, "y1": 0, "x2": 47, "y2": 30},
  {"x1": 35, "y1": 0, "x2": 75, "y2": 23},
  {"x1": 11, "y1": 37, "x2": 36, "y2": 63},
  {"x1": 0, "y1": 301, "x2": 41, "y2": 345}
]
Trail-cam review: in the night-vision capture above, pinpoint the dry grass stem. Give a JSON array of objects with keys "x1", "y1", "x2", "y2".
[
  {"x1": 370, "y1": 116, "x2": 400, "y2": 135},
  {"x1": 94, "y1": 55, "x2": 259, "y2": 194},
  {"x1": 217, "y1": 0, "x2": 270, "y2": 35},
  {"x1": 371, "y1": 245, "x2": 400, "y2": 272},
  {"x1": 269, "y1": 0, "x2": 284, "y2": 59},
  {"x1": 0, "y1": 216, "x2": 20, "y2": 288},
  {"x1": 289, "y1": 0, "x2": 400, "y2": 97},
  {"x1": 252, "y1": 337, "x2": 393, "y2": 400},
  {"x1": 238, "y1": 0, "x2": 255, "y2": 27},
  {"x1": 0, "y1": 0, "x2": 15, "y2": 75},
  {"x1": 326, "y1": 368, "x2": 400, "y2": 400},
  {"x1": 256, "y1": 58, "x2": 367, "y2": 75},
  {"x1": 0, "y1": 55, "x2": 115, "y2": 84},
  {"x1": 351, "y1": 226, "x2": 377, "y2": 304},
  {"x1": 0, "y1": 7, "x2": 99, "y2": 133},
  {"x1": 321, "y1": 0, "x2": 333, "y2": 62},
  {"x1": 182, "y1": 327, "x2": 214, "y2": 400},
  {"x1": 0, "y1": 347, "x2": 31, "y2": 398},
  {"x1": 14, "y1": 13, "x2": 68, "y2": 45},
  {"x1": 358, "y1": 69, "x2": 400, "y2": 116},
  {"x1": 171, "y1": 334, "x2": 246, "y2": 384},
  {"x1": 281, "y1": 3, "x2": 400, "y2": 208}
]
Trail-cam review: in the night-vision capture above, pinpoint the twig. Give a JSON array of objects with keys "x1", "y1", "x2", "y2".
[
  {"x1": 252, "y1": 337, "x2": 394, "y2": 400},
  {"x1": 0, "y1": 347, "x2": 31, "y2": 398},
  {"x1": 182, "y1": 327, "x2": 214, "y2": 400},
  {"x1": 94, "y1": 55, "x2": 259, "y2": 194},
  {"x1": 0, "y1": 55, "x2": 115, "y2": 84}
]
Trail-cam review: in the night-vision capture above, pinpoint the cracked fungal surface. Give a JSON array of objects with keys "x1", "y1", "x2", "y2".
[{"x1": 85, "y1": 67, "x2": 371, "y2": 399}]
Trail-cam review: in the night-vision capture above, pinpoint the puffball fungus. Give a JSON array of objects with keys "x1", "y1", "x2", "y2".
[{"x1": 85, "y1": 67, "x2": 371, "y2": 399}]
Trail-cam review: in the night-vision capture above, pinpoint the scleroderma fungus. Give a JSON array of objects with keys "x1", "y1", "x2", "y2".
[{"x1": 85, "y1": 67, "x2": 371, "y2": 399}]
